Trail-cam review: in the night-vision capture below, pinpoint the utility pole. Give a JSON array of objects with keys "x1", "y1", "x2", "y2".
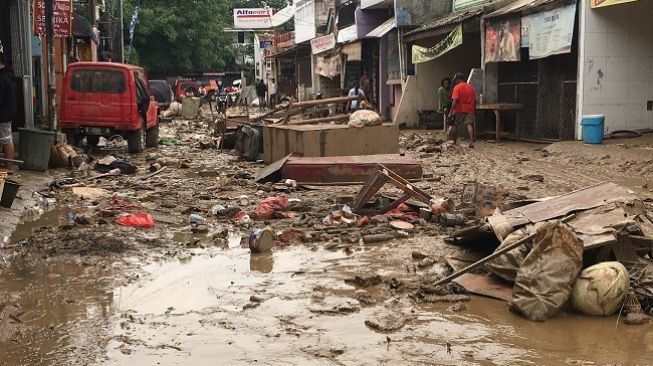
[
  {"x1": 45, "y1": 0, "x2": 56, "y2": 131},
  {"x1": 119, "y1": 0, "x2": 124, "y2": 62}
]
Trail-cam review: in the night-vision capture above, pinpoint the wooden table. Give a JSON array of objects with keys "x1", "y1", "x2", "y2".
[{"x1": 477, "y1": 103, "x2": 523, "y2": 141}]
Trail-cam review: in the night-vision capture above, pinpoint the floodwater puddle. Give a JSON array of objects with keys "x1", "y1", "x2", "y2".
[
  {"x1": 9, "y1": 208, "x2": 69, "y2": 244},
  {"x1": 1, "y1": 239, "x2": 652, "y2": 365}
]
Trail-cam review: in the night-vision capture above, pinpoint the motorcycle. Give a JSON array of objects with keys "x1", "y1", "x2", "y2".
[{"x1": 216, "y1": 89, "x2": 228, "y2": 113}]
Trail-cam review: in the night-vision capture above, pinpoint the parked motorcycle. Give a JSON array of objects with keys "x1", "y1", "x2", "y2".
[{"x1": 216, "y1": 88, "x2": 228, "y2": 113}]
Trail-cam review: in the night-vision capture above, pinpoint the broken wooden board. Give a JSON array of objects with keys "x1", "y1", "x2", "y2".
[
  {"x1": 445, "y1": 252, "x2": 485, "y2": 272},
  {"x1": 502, "y1": 182, "x2": 635, "y2": 228},
  {"x1": 254, "y1": 154, "x2": 293, "y2": 182},
  {"x1": 568, "y1": 204, "x2": 635, "y2": 250},
  {"x1": 453, "y1": 273, "x2": 513, "y2": 302},
  {"x1": 281, "y1": 154, "x2": 423, "y2": 184}
]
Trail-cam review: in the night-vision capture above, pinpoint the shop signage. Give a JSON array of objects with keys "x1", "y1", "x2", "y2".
[
  {"x1": 484, "y1": 17, "x2": 521, "y2": 63},
  {"x1": 591, "y1": 0, "x2": 639, "y2": 7},
  {"x1": 310, "y1": 34, "x2": 336, "y2": 54},
  {"x1": 276, "y1": 31, "x2": 295, "y2": 49},
  {"x1": 523, "y1": 3, "x2": 576, "y2": 60},
  {"x1": 233, "y1": 8, "x2": 272, "y2": 29},
  {"x1": 412, "y1": 25, "x2": 463, "y2": 64},
  {"x1": 33, "y1": 0, "x2": 73, "y2": 38},
  {"x1": 260, "y1": 39, "x2": 274, "y2": 49}
]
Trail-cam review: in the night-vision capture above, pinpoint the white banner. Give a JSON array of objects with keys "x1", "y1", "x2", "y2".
[
  {"x1": 311, "y1": 34, "x2": 336, "y2": 54},
  {"x1": 523, "y1": 3, "x2": 576, "y2": 60},
  {"x1": 233, "y1": 8, "x2": 272, "y2": 29}
]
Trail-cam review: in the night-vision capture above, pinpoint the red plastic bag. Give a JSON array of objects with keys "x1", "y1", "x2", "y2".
[
  {"x1": 116, "y1": 212, "x2": 155, "y2": 228},
  {"x1": 384, "y1": 203, "x2": 419, "y2": 221},
  {"x1": 252, "y1": 196, "x2": 290, "y2": 220}
]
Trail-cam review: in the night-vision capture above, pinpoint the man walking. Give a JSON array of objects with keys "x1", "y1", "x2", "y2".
[
  {"x1": 255, "y1": 79, "x2": 267, "y2": 112},
  {"x1": 447, "y1": 73, "x2": 476, "y2": 148},
  {"x1": 0, "y1": 52, "x2": 16, "y2": 169},
  {"x1": 269, "y1": 78, "x2": 277, "y2": 110}
]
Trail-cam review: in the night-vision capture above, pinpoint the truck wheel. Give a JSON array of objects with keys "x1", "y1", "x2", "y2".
[
  {"x1": 127, "y1": 120, "x2": 146, "y2": 153},
  {"x1": 145, "y1": 121, "x2": 160, "y2": 148},
  {"x1": 64, "y1": 129, "x2": 80, "y2": 147},
  {"x1": 86, "y1": 135, "x2": 100, "y2": 147}
]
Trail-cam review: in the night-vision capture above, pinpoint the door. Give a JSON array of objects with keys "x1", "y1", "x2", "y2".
[{"x1": 66, "y1": 67, "x2": 131, "y2": 126}]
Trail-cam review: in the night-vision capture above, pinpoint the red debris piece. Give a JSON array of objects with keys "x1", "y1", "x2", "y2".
[
  {"x1": 252, "y1": 196, "x2": 290, "y2": 220},
  {"x1": 116, "y1": 212, "x2": 155, "y2": 228}
]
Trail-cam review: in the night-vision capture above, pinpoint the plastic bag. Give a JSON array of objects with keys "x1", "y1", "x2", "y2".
[
  {"x1": 571, "y1": 261, "x2": 629, "y2": 316},
  {"x1": 511, "y1": 221, "x2": 583, "y2": 322},
  {"x1": 116, "y1": 212, "x2": 155, "y2": 228},
  {"x1": 252, "y1": 196, "x2": 290, "y2": 220}
]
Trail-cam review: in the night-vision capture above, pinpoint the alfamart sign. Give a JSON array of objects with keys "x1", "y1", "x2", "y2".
[{"x1": 233, "y1": 8, "x2": 273, "y2": 29}]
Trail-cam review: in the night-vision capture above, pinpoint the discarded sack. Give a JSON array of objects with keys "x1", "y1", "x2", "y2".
[
  {"x1": 571, "y1": 261, "x2": 629, "y2": 316},
  {"x1": 95, "y1": 156, "x2": 137, "y2": 174},
  {"x1": 511, "y1": 221, "x2": 584, "y2": 322},
  {"x1": 116, "y1": 212, "x2": 155, "y2": 228},
  {"x1": 252, "y1": 196, "x2": 290, "y2": 220},
  {"x1": 348, "y1": 110, "x2": 383, "y2": 128},
  {"x1": 486, "y1": 226, "x2": 537, "y2": 283}
]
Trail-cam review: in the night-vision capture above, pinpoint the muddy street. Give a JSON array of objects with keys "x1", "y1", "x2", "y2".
[{"x1": 1, "y1": 119, "x2": 653, "y2": 365}]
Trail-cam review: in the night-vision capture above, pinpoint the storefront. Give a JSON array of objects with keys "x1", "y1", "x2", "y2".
[
  {"x1": 482, "y1": 0, "x2": 579, "y2": 141},
  {"x1": 395, "y1": 9, "x2": 483, "y2": 126}
]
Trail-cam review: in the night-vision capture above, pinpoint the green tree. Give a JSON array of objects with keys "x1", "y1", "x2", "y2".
[{"x1": 125, "y1": 0, "x2": 290, "y2": 75}]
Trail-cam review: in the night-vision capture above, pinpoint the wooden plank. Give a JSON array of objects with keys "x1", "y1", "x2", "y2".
[
  {"x1": 453, "y1": 273, "x2": 513, "y2": 302},
  {"x1": 502, "y1": 182, "x2": 635, "y2": 227},
  {"x1": 286, "y1": 114, "x2": 350, "y2": 126}
]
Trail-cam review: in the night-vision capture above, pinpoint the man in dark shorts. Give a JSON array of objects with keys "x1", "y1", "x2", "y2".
[
  {"x1": 447, "y1": 72, "x2": 476, "y2": 148},
  {"x1": 0, "y1": 52, "x2": 16, "y2": 168}
]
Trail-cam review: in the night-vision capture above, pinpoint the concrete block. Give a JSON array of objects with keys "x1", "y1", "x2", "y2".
[{"x1": 263, "y1": 123, "x2": 399, "y2": 164}]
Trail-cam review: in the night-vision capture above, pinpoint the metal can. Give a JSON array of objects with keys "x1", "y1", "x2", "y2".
[{"x1": 249, "y1": 227, "x2": 274, "y2": 253}]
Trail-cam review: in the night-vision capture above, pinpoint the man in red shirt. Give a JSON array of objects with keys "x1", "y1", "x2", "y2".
[{"x1": 447, "y1": 73, "x2": 477, "y2": 147}]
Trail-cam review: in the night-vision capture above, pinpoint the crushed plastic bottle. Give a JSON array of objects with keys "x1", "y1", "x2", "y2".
[{"x1": 189, "y1": 213, "x2": 206, "y2": 223}]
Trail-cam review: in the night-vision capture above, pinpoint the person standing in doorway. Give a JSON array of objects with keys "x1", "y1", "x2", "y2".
[
  {"x1": 359, "y1": 69, "x2": 373, "y2": 104},
  {"x1": 348, "y1": 82, "x2": 365, "y2": 111},
  {"x1": 447, "y1": 73, "x2": 476, "y2": 148},
  {"x1": 0, "y1": 52, "x2": 16, "y2": 170},
  {"x1": 269, "y1": 78, "x2": 277, "y2": 110},
  {"x1": 255, "y1": 79, "x2": 267, "y2": 111},
  {"x1": 438, "y1": 77, "x2": 452, "y2": 115}
]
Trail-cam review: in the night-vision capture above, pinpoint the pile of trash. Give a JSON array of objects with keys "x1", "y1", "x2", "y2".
[{"x1": 440, "y1": 182, "x2": 653, "y2": 324}]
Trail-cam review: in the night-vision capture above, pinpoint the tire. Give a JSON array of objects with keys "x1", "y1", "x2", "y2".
[
  {"x1": 145, "y1": 120, "x2": 160, "y2": 148},
  {"x1": 127, "y1": 119, "x2": 146, "y2": 154},
  {"x1": 86, "y1": 135, "x2": 100, "y2": 147},
  {"x1": 64, "y1": 129, "x2": 80, "y2": 147}
]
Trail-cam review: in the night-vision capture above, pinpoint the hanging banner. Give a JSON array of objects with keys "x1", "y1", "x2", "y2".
[
  {"x1": 233, "y1": 8, "x2": 273, "y2": 29},
  {"x1": 316, "y1": 54, "x2": 342, "y2": 79},
  {"x1": 524, "y1": 3, "x2": 576, "y2": 60},
  {"x1": 412, "y1": 25, "x2": 463, "y2": 64},
  {"x1": 341, "y1": 41, "x2": 362, "y2": 61},
  {"x1": 591, "y1": 0, "x2": 639, "y2": 7},
  {"x1": 33, "y1": 0, "x2": 73, "y2": 37},
  {"x1": 484, "y1": 17, "x2": 521, "y2": 63},
  {"x1": 310, "y1": 34, "x2": 336, "y2": 54}
]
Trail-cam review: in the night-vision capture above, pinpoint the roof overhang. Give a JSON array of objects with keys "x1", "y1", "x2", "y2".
[
  {"x1": 365, "y1": 17, "x2": 396, "y2": 38},
  {"x1": 403, "y1": 9, "x2": 483, "y2": 43}
]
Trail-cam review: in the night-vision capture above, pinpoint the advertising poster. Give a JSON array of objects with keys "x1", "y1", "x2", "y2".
[
  {"x1": 591, "y1": 0, "x2": 639, "y2": 7},
  {"x1": 484, "y1": 17, "x2": 521, "y2": 63},
  {"x1": 524, "y1": 3, "x2": 576, "y2": 60},
  {"x1": 412, "y1": 25, "x2": 463, "y2": 64},
  {"x1": 34, "y1": 0, "x2": 73, "y2": 37},
  {"x1": 233, "y1": 8, "x2": 272, "y2": 29}
]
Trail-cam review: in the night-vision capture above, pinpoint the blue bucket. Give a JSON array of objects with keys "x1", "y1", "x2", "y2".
[{"x1": 580, "y1": 115, "x2": 605, "y2": 144}]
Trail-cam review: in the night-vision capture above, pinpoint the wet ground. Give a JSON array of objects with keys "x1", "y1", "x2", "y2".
[{"x1": 1, "y1": 122, "x2": 653, "y2": 365}]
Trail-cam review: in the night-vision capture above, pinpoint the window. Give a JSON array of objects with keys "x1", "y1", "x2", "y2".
[
  {"x1": 71, "y1": 69, "x2": 125, "y2": 93},
  {"x1": 238, "y1": 31, "x2": 245, "y2": 44}
]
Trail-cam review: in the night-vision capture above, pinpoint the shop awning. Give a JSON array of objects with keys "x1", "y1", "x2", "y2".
[
  {"x1": 270, "y1": 5, "x2": 295, "y2": 27},
  {"x1": 404, "y1": 8, "x2": 482, "y2": 39},
  {"x1": 483, "y1": 0, "x2": 562, "y2": 18},
  {"x1": 365, "y1": 17, "x2": 396, "y2": 38}
]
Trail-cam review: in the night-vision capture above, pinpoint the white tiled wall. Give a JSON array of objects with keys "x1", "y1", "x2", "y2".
[{"x1": 580, "y1": 0, "x2": 653, "y2": 133}]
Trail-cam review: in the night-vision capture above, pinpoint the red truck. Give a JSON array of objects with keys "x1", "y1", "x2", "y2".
[{"x1": 59, "y1": 62, "x2": 160, "y2": 153}]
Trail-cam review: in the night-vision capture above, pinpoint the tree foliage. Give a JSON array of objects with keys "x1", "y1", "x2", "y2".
[{"x1": 125, "y1": 0, "x2": 290, "y2": 75}]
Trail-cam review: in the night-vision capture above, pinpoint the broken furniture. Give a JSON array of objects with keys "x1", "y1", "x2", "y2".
[
  {"x1": 477, "y1": 103, "x2": 522, "y2": 141},
  {"x1": 262, "y1": 123, "x2": 399, "y2": 164},
  {"x1": 281, "y1": 154, "x2": 423, "y2": 184},
  {"x1": 352, "y1": 164, "x2": 432, "y2": 215}
]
